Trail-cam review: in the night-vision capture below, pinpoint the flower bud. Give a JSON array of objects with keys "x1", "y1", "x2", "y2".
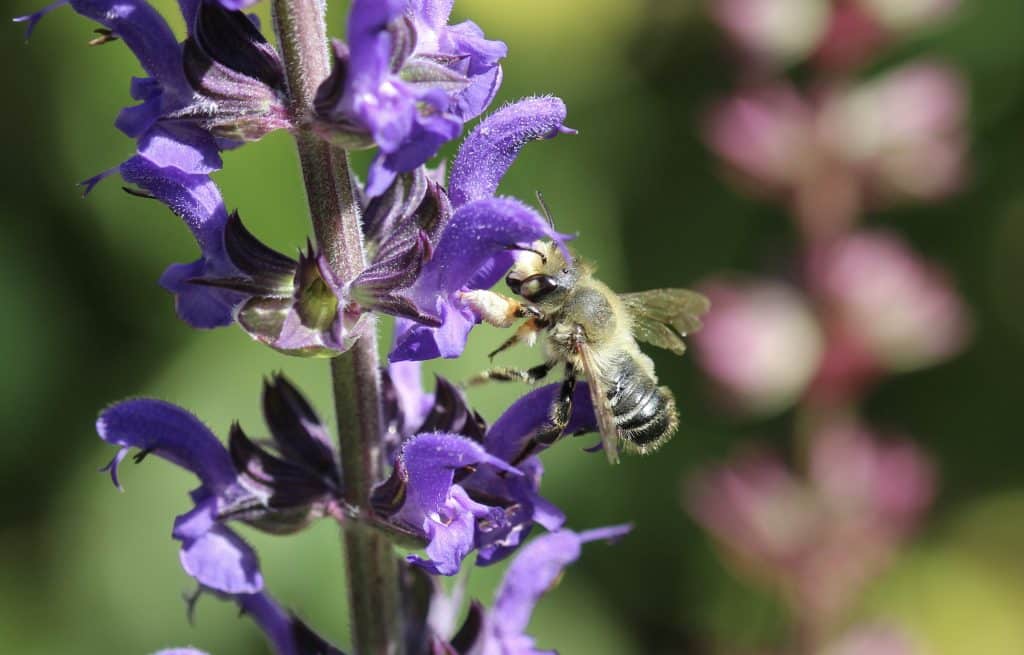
[{"x1": 175, "y1": 2, "x2": 291, "y2": 141}]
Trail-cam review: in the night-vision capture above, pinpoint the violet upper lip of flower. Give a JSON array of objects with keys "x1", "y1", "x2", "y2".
[
  {"x1": 389, "y1": 95, "x2": 577, "y2": 362},
  {"x1": 314, "y1": 0, "x2": 508, "y2": 197}
]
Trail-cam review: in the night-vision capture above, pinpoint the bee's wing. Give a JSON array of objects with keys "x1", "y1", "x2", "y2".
[
  {"x1": 576, "y1": 342, "x2": 621, "y2": 465},
  {"x1": 620, "y1": 288, "x2": 711, "y2": 355}
]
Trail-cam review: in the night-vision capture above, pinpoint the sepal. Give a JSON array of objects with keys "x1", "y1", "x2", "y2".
[
  {"x1": 176, "y1": 2, "x2": 290, "y2": 141},
  {"x1": 352, "y1": 170, "x2": 453, "y2": 321},
  {"x1": 225, "y1": 374, "x2": 344, "y2": 534},
  {"x1": 233, "y1": 247, "x2": 367, "y2": 358}
]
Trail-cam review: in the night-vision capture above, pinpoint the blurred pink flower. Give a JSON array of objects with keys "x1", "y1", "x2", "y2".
[
  {"x1": 858, "y1": 0, "x2": 959, "y2": 32},
  {"x1": 705, "y1": 63, "x2": 968, "y2": 239},
  {"x1": 710, "y1": 0, "x2": 958, "y2": 69},
  {"x1": 808, "y1": 230, "x2": 972, "y2": 374},
  {"x1": 685, "y1": 420, "x2": 935, "y2": 625},
  {"x1": 711, "y1": 0, "x2": 831, "y2": 66},
  {"x1": 814, "y1": 2, "x2": 888, "y2": 70},
  {"x1": 820, "y1": 63, "x2": 968, "y2": 202},
  {"x1": 693, "y1": 277, "x2": 825, "y2": 414},
  {"x1": 821, "y1": 623, "x2": 925, "y2": 655}
]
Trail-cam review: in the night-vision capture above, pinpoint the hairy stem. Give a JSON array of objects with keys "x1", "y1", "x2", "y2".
[{"x1": 271, "y1": 1, "x2": 402, "y2": 653}]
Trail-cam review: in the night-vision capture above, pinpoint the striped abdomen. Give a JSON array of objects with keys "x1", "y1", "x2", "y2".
[{"x1": 605, "y1": 354, "x2": 678, "y2": 453}]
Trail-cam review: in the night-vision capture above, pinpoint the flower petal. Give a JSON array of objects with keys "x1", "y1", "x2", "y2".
[
  {"x1": 389, "y1": 299, "x2": 475, "y2": 361},
  {"x1": 136, "y1": 121, "x2": 223, "y2": 175},
  {"x1": 120, "y1": 155, "x2": 244, "y2": 328},
  {"x1": 398, "y1": 432, "x2": 519, "y2": 524},
  {"x1": 174, "y1": 500, "x2": 263, "y2": 594},
  {"x1": 484, "y1": 382, "x2": 597, "y2": 463},
  {"x1": 448, "y1": 97, "x2": 571, "y2": 208},
  {"x1": 97, "y1": 398, "x2": 236, "y2": 491},
  {"x1": 409, "y1": 485, "x2": 492, "y2": 575},
  {"x1": 490, "y1": 526, "x2": 631, "y2": 638},
  {"x1": 390, "y1": 196, "x2": 565, "y2": 362}
]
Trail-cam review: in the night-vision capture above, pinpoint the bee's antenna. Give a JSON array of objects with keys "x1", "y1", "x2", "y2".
[{"x1": 535, "y1": 190, "x2": 555, "y2": 228}]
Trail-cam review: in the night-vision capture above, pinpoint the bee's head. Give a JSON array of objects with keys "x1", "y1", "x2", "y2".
[{"x1": 505, "y1": 240, "x2": 577, "y2": 304}]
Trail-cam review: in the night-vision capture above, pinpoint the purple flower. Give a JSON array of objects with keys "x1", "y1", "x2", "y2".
[
  {"x1": 426, "y1": 526, "x2": 632, "y2": 653},
  {"x1": 213, "y1": 0, "x2": 262, "y2": 10},
  {"x1": 390, "y1": 96, "x2": 574, "y2": 362},
  {"x1": 123, "y1": 155, "x2": 438, "y2": 351},
  {"x1": 17, "y1": 0, "x2": 289, "y2": 178},
  {"x1": 100, "y1": 366, "x2": 599, "y2": 581},
  {"x1": 374, "y1": 353, "x2": 599, "y2": 575},
  {"x1": 97, "y1": 375, "x2": 344, "y2": 594},
  {"x1": 314, "y1": 0, "x2": 507, "y2": 196}
]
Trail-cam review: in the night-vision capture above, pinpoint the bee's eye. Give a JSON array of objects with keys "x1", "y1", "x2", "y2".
[
  {"x1": 519, "y1": 274, "x2": 558, "y2": 301},
  {"x1": 505, "y1": 273, "x2": 523, "y2": 295}
]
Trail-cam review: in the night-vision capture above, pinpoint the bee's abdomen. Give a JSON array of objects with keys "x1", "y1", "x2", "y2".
[{"x1": 606, "y1": 357, "x2": 678, "y2": 453}]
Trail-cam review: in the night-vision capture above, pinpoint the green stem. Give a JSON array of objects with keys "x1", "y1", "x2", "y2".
[{"x1": 270, "y1": 1, "x2": 402, "y2": 653}]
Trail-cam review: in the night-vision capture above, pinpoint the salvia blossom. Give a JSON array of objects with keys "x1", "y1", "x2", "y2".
[
  {"x1": 18, "y1": 0, "x2": 290, "y2": 182},
  {"x1": 99, "y1": 366, "x2": 602, "y2": 581},
  {"x1": 314, "y1": 0, "x2": 507, "y2": 196},
  {"x1": 119, "y1": 95, "x2": 569, "y2": 357},
  {"x1": 704, "y1": 62, "x2": 967, "y2": 239},
  {"x1": 99, "y1": 370, "x2": 623, "y2": 654},
  {"x1": 686, "y1": 419, "x2": 935, "y2": 625},
  {"x1": 390, "y1": 96, "x2": 574, "y2": 361},
  {"x1": 97, "y1": 376, "x2": 344, "y2": 594},
  {"x1": 375, "y1": 351, "x2": 600, "y2": 574}
]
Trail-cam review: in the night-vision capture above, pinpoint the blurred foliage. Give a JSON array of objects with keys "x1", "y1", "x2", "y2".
[{"x1": 2, "y1": 0, "x2": 1023, "y2": 653}]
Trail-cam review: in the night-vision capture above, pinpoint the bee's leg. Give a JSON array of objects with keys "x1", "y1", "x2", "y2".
[
  {"x1": 458, "y1": 290, "x2": 543, "y2": 328},
  {"x1": 466, "y1": 360, "x2": 555, "y2": 386},
  {"x1": 511, "y1": 367, "x2": 577, "y2": 465},
  {"x1": 488, "y1": 318, "x2": 546, "y2": 360},
  {"x1": 537, "y1": 366, "x2": 576, "y2": 445}
]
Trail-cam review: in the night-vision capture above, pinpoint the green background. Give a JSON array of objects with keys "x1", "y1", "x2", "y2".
[{"x1": 3, "y1": 1, "x2": 1024, "y2": 653}]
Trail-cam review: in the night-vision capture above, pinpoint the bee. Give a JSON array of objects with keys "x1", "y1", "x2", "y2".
[{"x1": 460, "y1": 239, "x2": 709, "y2": 464}]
